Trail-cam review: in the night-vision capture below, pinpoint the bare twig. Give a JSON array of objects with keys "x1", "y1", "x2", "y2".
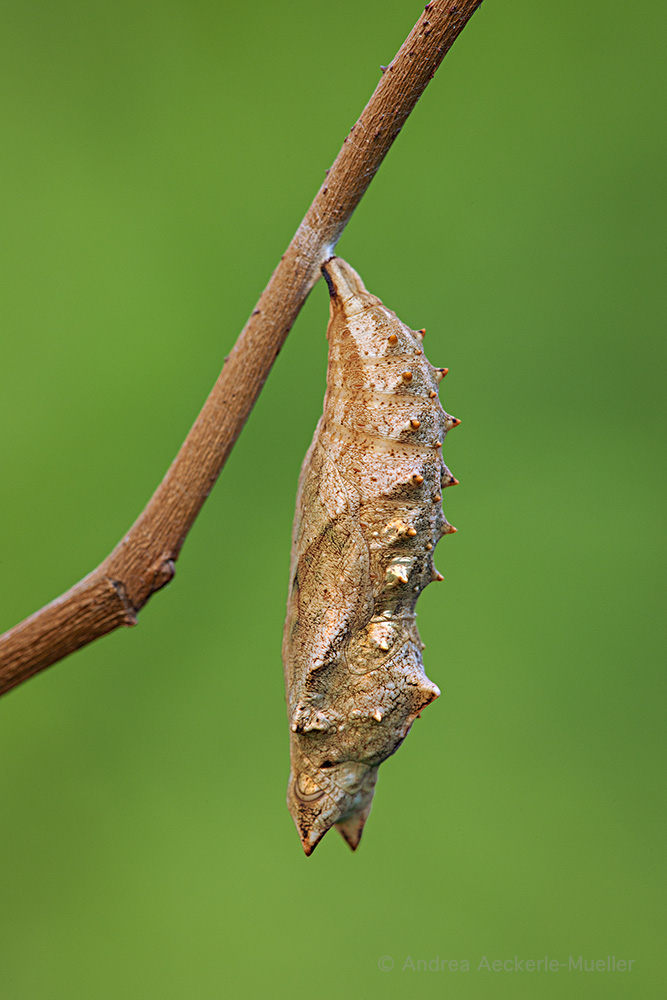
[{"x1": 0, "y1": 0, "x2": 484, "y2": 695}]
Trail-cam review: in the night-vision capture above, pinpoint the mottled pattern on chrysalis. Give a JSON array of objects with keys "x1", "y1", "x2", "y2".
[{"x1": 282, "y1": 258, "x2": 459, "y2": 855}]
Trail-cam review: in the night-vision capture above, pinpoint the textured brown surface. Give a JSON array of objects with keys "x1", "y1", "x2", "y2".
[{"x1": 283, "y1": 258, "x2": 459, "y2": 854}]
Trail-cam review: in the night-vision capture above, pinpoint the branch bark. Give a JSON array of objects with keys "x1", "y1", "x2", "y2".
[{"x1": 0, "y1": 0, "x2": 484, "y2": 696}]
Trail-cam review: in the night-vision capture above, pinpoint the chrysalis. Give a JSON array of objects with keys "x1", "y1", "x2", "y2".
[{"x1": 282, "y1": 257, "x2": 460, "y2": 855}]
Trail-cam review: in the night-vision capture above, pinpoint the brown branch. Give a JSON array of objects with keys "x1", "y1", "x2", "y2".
[{"x1": 0, "y1": 0, "x2": 484, "y2": 696}]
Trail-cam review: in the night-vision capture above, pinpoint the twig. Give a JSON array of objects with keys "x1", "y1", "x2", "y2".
[{"x1": 0, "y1": 0, "x2": 484, "y2": 695}]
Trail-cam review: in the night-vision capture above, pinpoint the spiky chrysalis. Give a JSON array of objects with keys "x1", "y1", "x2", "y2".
[{"x1": 282, "y1": 258, "x2": 460, "y2": 855}]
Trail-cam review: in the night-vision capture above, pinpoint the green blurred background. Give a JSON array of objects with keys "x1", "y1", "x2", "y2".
[{"x1": 1, "y1": 1, "x2": 664, "y2": 997}]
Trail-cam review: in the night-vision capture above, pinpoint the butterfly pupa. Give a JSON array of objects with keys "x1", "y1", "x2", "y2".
[{"x1": 282, "y1": 257, "x2": 459, "y2": 855}]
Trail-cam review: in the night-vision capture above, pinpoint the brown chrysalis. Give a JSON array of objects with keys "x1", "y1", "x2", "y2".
[{"x1": 282, "y1": 257, "x2": 460, "y2": 855}]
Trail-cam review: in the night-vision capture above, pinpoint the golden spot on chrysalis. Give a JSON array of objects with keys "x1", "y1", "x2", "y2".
[
  {"x1": 407, "y1": 527, "x2": 418, "y2": 537},
  {"x1": 434, "y1": 494, "x2": 442, "y2": 503},
  {"x1": 429, "y1": 390, "x2": 437, "y2": 399},
  {"x1": 433, "y1": 570, "x2": 444, "y2": 582},
  {"x1": 410, "y1": 418, "x2": 421, "y2": 429},
  {"x1": 418, "y1": 328, "x2": 426, "y2": 337},
  {"x1": 401, "y1": 371, "x2": 413, "y2": 382},
  {"x1": 442, "y1": 523, "x2": 458, "y2": 535},
  {"x1": 426, "y1": 542, "x2": 433, "y2": 550},
  {"x1": 434, "y1": 440, "x2": 442, "y2": 448},
  {"x1": 436, "y1": 368, "x2": 449, "y2": 379},
  {"x1": 388, "y1": 333, "x2": 398, "y2": 345},
  {"x1": 373, "y1": 709, "x2": 384, "y2": 722},
  {"x1": 368, "y1": 621, "x2": 395, "y2": 653},
  {"x1": 385, "y1": 561, "x2": 410, "y2": 586},
  {"x1": 381, "y1": 519, "x2": 411, "y2": 542},
  {"x1": 412, "y1": 473, "x2": 424, "y2": 484}
]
